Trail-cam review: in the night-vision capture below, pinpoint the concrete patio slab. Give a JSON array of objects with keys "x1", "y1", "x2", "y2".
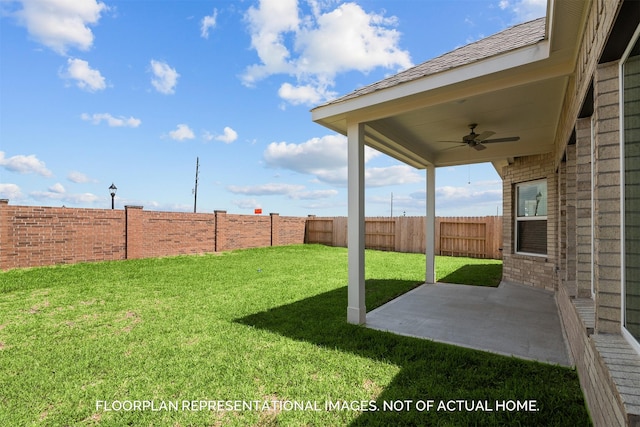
[{"x1": 366, "y1": 281, "x2": 571, "y2": 366}]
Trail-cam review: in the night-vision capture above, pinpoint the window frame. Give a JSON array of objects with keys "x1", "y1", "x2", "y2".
[
  {"x1": 620, "y1": 22, "x2": 640, "y2": 355},
  {"x1": 514, "y1": 179, "x2": 548, "y2": 257}
]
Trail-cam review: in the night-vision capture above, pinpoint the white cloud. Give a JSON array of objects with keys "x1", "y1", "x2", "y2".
[
  {"x1": 226, "y1": 183, "x2": 338, "y2": 201},
  {"x1": 150, "y1": 60, "x2": 179, "y2": 94},
  {"x1": 63, "y1": 58, "x2": 106, "y2": 92},
  {"x1": 293, "y1": 189, "x2": 338, "y2": 200},
  {"x1": 242, "y1": 0, "x2": 412, "y2": 105},
  {"x1": 365, "y1": 165, "x2": 422, "y2": 187},
  {"x1": 0, "y1": 151, "x2": 53, "y2": 177},
  {"x1": 232, "y1": 198, "x2": 262, "y2": 210},
  {"x1": 214, "y1": 127, "x2": 238, "y2": 144},
  {"x1": 30, "y1": 189, "x2": 100, "y2": 204},
  {"x1": 0, "y1": 183, "x2": 23, "y2": 200},
  {"x1": 263, "y1": 134, "x2": 421, "y2": 187},
  {"x1": 263, "y1": 134, "x2": 379, "y2": 185},
  {"x1": 8, "y1": 0, "x2": 108, "y2": 55},
  {"x1": 67, "y1": 171, "x2": 93, "y2": 183},
  {"x1": 81, "y1": 112, "x2": 141, "y2": 127},
  {"x1": 499, "y1": 0, "x2": 547, "y2": 21},
  {"x1": 227, "y1": 183, "x2": 305, "y2": 196},
  {"x1": 264, "y1": 134, "x2": 377, "y2": 171},
  {"x1": 29, "y1": 180, "x2": 100, "y2": 205},
  {"x1": 410, "y1": 185, "x2": 503, "y2": 215},
  {"x1": 201, "y1": 9, "x2": 218, "y2": 38},
  {"x1": 168, "y1": 124, "x2": 195, "y2": 141},
  {"x1": 243, "y1": 0, "x2": 300, "y2": 85},
  {"x1": 369, "y1": 192, "x2": 422, "y2": 214},
  {"x1": 296, "y1": 3, "x2": 412, "y2": 75},
  {"x1": 278, "y1": 82, "x2": 334, "y2": 106},
  {"x1": 435, "y1": 186, "x2": 502, "y2": 201},
  {"x1": 48, "y1": 182, "x2": 65, "y2": 193},
  {"x1": 67, "y1": 193, "x2": 100, "y2": 204}
]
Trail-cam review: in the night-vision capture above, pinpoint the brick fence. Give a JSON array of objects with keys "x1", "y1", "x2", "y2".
[
  {"x1": 1, "y1": 200, "x2": 504, "y2": 270},
  {"x1": 0, "y1": 200, "x2": 307, "y2": 270}
]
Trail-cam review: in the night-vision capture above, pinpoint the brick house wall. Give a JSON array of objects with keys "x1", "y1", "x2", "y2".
[
  {"x1": 593, "y1": 60, "x2": 623, "y2": 335},
  {"x1": 508, "y1": 0, "x2": 640, "y2": 423},
  {"x1": 576, "y1": 117, "x2": 594, "y2": 299},
  {"x1": 501, "y1": 153, "x2": 557, "y2": 291}
]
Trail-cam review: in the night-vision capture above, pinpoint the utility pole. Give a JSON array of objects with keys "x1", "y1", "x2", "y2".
[{"x1": 193, "y1": 157, "x2": 199, "y2": 213}]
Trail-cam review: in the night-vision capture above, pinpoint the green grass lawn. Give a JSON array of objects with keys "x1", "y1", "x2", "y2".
[
  {"x1": 0, "y1": 245, "x2": 589, "y2": 426},
  {"x1": 435, "y1": 255, "x2": 503, "y2": 287}
]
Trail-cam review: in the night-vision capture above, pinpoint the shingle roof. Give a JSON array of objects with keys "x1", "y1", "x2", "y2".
[{"x1": 315, "y1": 17, "x2": 546, "y2": 108}]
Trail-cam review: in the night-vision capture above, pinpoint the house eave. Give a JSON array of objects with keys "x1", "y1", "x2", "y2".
[{"x1": 312, "y1": 38, "x2": 553, "y2": 129}]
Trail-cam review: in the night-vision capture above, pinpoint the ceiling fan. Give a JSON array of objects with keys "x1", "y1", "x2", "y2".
[{"x1": 442, "y1": 123, "x2": 520, "y2": 151}]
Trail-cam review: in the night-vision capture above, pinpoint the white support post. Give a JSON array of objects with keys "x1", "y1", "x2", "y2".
[
  {"x1": 426, "y1": 165, "x2": 436, "y2": 284},
  {"x1": 347, "y1": 122, "x2": 366, "y2": 324}
]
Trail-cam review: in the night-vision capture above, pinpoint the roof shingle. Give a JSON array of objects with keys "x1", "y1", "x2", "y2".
[{"x1": 315, "y1": 17, "x2": 546, "y2": 107}]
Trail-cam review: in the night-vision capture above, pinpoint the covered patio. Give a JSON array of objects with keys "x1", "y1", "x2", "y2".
[{"x1": 311, "y1": 2, "x2": 585, "y2": 324}]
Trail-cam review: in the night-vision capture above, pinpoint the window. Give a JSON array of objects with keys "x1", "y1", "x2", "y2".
[
  {"x1": 515, "y1": 180, "x2": 547, "y2": 255},
  {"x1": 623, "y1": 25, "x2": 640, "y2": 349}
]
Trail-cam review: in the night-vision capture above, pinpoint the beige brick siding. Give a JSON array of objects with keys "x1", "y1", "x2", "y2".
[
  {"x1": 557, "y1": 287, "x2": 628, "y2": 427},
  {"x1": 576, "y1": 117, "x2": 594, "y2": 298},
  {"x1": 502, "y1": 153, "x2": 557, "y2": 290},
  {"x1": 594, "y1": 61, "x2": 622, "y2": 334},
  {"x1": 565, "y1": 144, "x2": 577, "y2": 296},
  {"x1": 553, "y1": 0, "x2": 622, "y2": 167},
  {"x1": 505, "y1": 1, "x2": 640, "y2": 422}
]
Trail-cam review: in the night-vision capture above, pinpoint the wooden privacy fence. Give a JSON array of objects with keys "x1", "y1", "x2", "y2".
[{"x1": 305, "y1": 216, "x2": 503, "y2": 259}]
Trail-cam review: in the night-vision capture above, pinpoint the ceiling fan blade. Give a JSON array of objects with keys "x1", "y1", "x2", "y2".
[
  {"x1": 482, "y1": 136, "x2": 520, "y2": 143},
  {"x1": 442, "y1": 144, "x2": 466, "y2": 151},
  {"x1": 473, "y1": 143, "x2": 487, "y2": 151},
  {"x1": 475, "y1": 131, "x2": 495, "y2": 142}
]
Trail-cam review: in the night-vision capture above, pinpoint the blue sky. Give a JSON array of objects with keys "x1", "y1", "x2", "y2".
[{"x1": 0, "y1": 0, "x2": 546, "y2": 217}]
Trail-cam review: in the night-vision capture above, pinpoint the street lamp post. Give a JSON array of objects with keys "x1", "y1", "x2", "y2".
[{"x1": 109, "y1": 183, "x2": 117, "y2": 209}]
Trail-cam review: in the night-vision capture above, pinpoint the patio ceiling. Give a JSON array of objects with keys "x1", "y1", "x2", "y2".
[{"x1": 311, "y1": 0, "x2": 589, "y2": 175}]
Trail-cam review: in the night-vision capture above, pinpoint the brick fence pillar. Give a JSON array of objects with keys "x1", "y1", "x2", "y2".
[
  {"x1": 215, "y1": 210, "x2": 227, "y2": 252},
  {"x1": 125, "y1": 205, "x2": 144, "y2": 259},
  {"x1": 270, "y1": 213, "x2": 280, "y2": 246},
  {"x1": 0, "y1": 199, "x2": 8, "y2": 270}
]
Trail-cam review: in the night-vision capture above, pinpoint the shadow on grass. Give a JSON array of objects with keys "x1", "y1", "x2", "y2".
[
  {"x1": 439, "y1": 264, "x2": 503, "y2": 287},
  {"x1": 235, "y1": 279, "x2": 590, "y2": 426}
]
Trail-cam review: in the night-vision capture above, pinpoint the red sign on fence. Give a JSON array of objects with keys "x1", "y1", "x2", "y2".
[{"x1": 254, "y1": 208, "x2": 262, "y2": 215}]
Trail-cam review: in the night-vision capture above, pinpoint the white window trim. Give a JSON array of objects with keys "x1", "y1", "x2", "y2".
[
  {"x1": 619, "y1": 22, "x2": 640, "y2": 355},
  {"x1": 515, "y1": 179, "x2": 548, "y2": 257}
]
